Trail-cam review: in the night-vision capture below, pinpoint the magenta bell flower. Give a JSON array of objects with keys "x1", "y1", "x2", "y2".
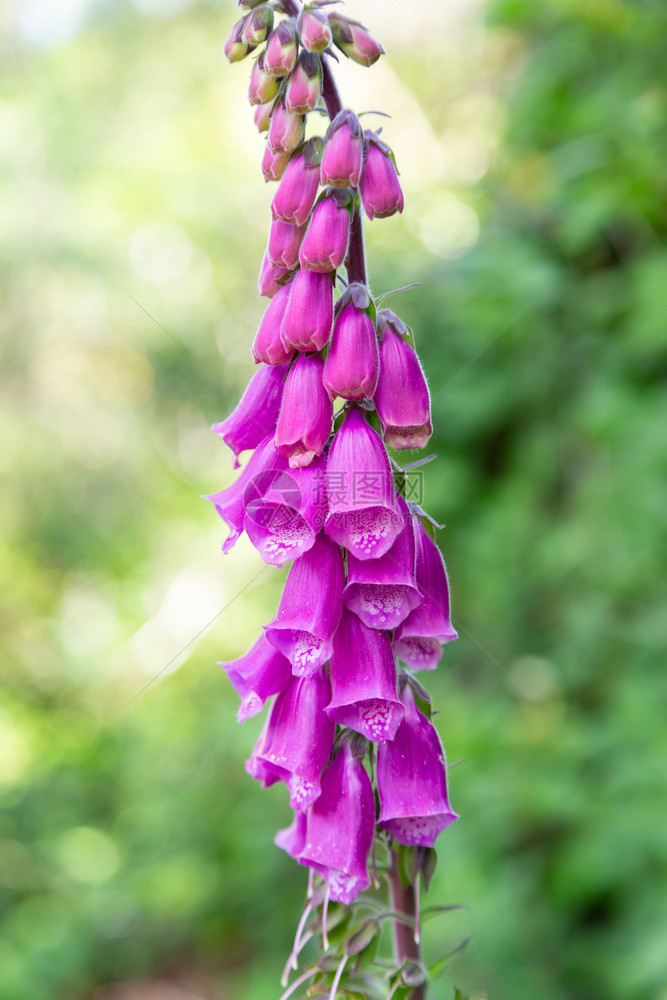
[
  {"x1": 298, "y1": 736, "x2": 374, "y2": 904},
  {"x1": 274, "y1": 353, "x2": 333, "y2": 469},
  {"x1": 263, "y1": 19, "x2": 297, "y2": 77},
  {"x1": 324, "y1": 405, "x2": 402, "y2": 560},
  {"x1": 252, "y1": 281, "x2": 295, "y2": 366},
  {"x1": 329, "y1": 13, "x2": 385, "y2": 67},
  {"x1": 245, "y1": 717, "x2": 282, "y2": 789},
  {"x1": 242, "y1": 3, "x2": 273, "y2": 46},
  {"x1": 219, "y1": 633, "x2": 292, "y2": 722},
  {"x1": 268, "y1": 99, "x2": 304, "y2": 154},
  {"x1": 299, "y1": 191, "x2": 351, "y2": 273},
  {"x1": 252, "y1": 668, "x2": 335, "y2": 811},
  {"x1": 265, "y1": 532, "x2": 344, "y2": 675},
  {"x1": 258, "y1": 250, "x2": 289, "y2": 298},
  {"x1": 323, "y1": 295, "x2": 379, "y2": 400},
  {"x1": 393, "y1": 514, "x2": 458, "y2": 669},
  {"x1": 205, "y1": 434, "x2": 281, "y2": 554},
  {"x1": 281, "y1": 269, "x2": 334, "y2": 353},
  {"x1": 268, "y1": 218, "x2": 306, "y2": 270},
  {"x1": 343, "y1": 495, "x2": 422, "y2": 629},
  {"x1": 285, "y1": 51, "x2": 322, "y2": 114},
  {"x1": 212, "y1": 360, "x2": 288, "y2": 468},
  {"x1": 224, "y1": 18, "x2": 251, "y2": 63},
  {"x1": 244, "y1": 449, "x2": 328, "y2": 565},
  {"x1": 360, "y1": 132, "x2": 405, "y2": 220},
  {"x1": 377, "y1": 681, "x2": 459, "y2": 846},
  {"x1": 327, "y1": 607, "x2": 404, "y2": 741},
  {"x1": 297, "y1": 8, "x2": 332, "y2": 53},
  {"x1": 262, "y1": 143, "x2": 290, "y2": 182},
  {"x1": 321, "y1": 110, "x2": 363, "y2": 188},
  {"x1": 375, "y1": 310, "x2": 432, "y2": 449},
  {"x1": 271, "y1": 140, "x2": 323, "y2": 226}
]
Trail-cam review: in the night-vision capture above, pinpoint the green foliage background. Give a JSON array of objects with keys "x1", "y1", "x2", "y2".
[{"x1": 1, "y1": 0, "x2": 665, "y2": 998}]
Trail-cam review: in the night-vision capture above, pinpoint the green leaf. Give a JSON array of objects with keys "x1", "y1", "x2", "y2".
[{"x1": 428, "y1": 936, "x2": 472, "y2": 981}]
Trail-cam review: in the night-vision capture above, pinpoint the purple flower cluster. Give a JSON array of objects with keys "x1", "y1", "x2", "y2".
[{"x1": 215, "y1": 0, "x2": 458, "y2": 909}]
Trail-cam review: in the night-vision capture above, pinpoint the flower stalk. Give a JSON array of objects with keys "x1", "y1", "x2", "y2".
[{"x1": 212, "y1": 2, "x2": 467, "y2": 996}]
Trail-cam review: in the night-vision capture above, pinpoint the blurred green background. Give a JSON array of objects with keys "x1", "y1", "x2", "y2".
[{"x1": 1, "y1": 0, "x2": 666, "y2": 997}]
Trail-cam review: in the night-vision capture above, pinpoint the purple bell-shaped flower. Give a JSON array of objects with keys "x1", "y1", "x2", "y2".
[
  {"x1": 360, "y1": 132, "x2": 404, "y2": 220},
  {"x1": 298, "y1": 735, "x2": 374, "y2": 904},
  {"x1": 377, "y1": 680, "x2": 459, "y2": 846},
  {"x1": 393, "y1": 515, "x2": 458, "y2": 669},
  {"x1": 206, "y1": 434, "x2": 282, "y2": 554},
  {"x1": 275, "y1": 808, "x2": 307, "y2": 859},
  {"x1": 252, "y1": 668, "x2": 335, "y2": 811},
  {"x1": 321, "y1": 110, "x2": 363, "y2": 188},
  {"x1": 285, "y1": 51, "x2": 322, "y2": 114},
  {"x1": 212, "y1": 361, "x2": 288, "y2": 468},
  {"x1": 327, "y1": 607, "x2": 404, "y2": 741},
  {"x1": 264, "y1": 532, "x2": 344, "y2": 675},
  {"x1": 271, "y1": 140, "x2": 323, "y2": 226},
  {"x1": 375, "y1": 310, "x2": 432, "y2": 449},
  {"x1": 258, "y1": 251, "x2": 290, "y2": 298},
  {"x1": 281, "y1": 269, "x2": 334, "y2": 353},
  {"x1": 244, "y1": 449, "x2": 328, "y2": 565},
  {"x1": 252, "y1": 281, "x2": 295, "y2": 366},
  {"x1": 324, "y1": 406, "x2": 402, "y2": 560},
  {"x1": 299, "y1": 191, "x2": 351, "y2": 273},
  {"x1": 323, "y1": 293, "x2": 379, "y2": 401},
  {"x1": 297, "y1": 8, "x2": 332, "y2": 53},
  {"x1": 267, "y1": 218, "x2": 306, "y2": 270},
  {"x1": 219, "y1": 633, "x2": 292, "y2": 722},
  {"x1": 343, "y1": 495, "x2": 422, "y2": 629},
  {"x1": 263, "y1": 20, "x2": 297, "y2": 77},
  {"x1": 274, "y1": 353, "x2": 333, "y2": 469}
]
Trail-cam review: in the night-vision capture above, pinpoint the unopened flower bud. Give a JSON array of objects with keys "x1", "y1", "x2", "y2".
[
  {"x1": 285, "y1": 51, "x2": 322, "y2": 114},
  {"x1": 268, "y1": 99, "x2": 305, "y2": 153},
  {"x1": 252, "y1": 282, "x2": 295, "y2": 365},
  {"x1": 321, "y1": 110, "x2": 363, "y2": 188},
  {"x1": 254, "y1": 99, "x2": 275, "y2": 133},
  {"x1": 323, "y1": 293, "x2": 379, "y2": 400},
  {"x1": 238, "y1": 0, "x2": 265, "y2": 8},
  {"x1": 258, "y1": 251, "x2": 290, "y2": 298},
  {"x1": 274, "y1": 353, "x2": 333, "y2": 469},
  {"x1": 297, "y1": 8, "x2": 332, "y2": 53},
  {"x1": 248, "y1": 52, "x2": 280, "y2": 105},
  {"x1": 360, "y1": 132, "x2": 404, "y2": 219},
  {"x1": 224, "y1": 18, "x2": 252, "y2": 63},
  {"x1": 375, "y1": 311, "x2": 432, "y2": 449},
  {"x1": 329, "y1": 13, "x2": 385, "y2": 67},
  {"x1": 263, "y1": 19, "x2": 297, "y2": 77},
  {"x1": 299, "y1": 189, "x2": 351, "y2": 272},
  {"x1": 271, "y1": 139, "x2": 323, "y2": 225},
  {"x1": 268, "y1": 218, "x2": 306, "y2": 269},
  {"x1": 262, "y1": 143, "x2": 291, "y2": 182},
  {"x1": 242, "y1": 3, "x2": 273, "y2": 45},
  {"x1": 281, "y1": 269, "x2": 334, "y2": 352}
]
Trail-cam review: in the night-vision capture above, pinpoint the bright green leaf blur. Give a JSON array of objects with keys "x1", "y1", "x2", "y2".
[{"x1": 1, "y1": 0, "x2": 665, "y2": 998}]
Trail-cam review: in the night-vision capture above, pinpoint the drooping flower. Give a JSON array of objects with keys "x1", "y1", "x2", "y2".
[
  {"x1": 274, "y1": 353, "x2": 333, "y2": 469},
  {"x1": 206, "y1": 434, "x2": 282, "y2": 553},
  {"x1": 275, "y1": 808, "x2": 308, "y2": 859},
  {"x1": 327, "y1": 607, "x2": 404, "y2": 741},
  {"x1": 377, "y1": 680, "x2": 458, "y2": 846},
  {"x1": 324, "y1": 405, "x2": 402, "y2": 560},
  {"x1": 263, "y1": 19, "x2": 297, "y2": 77},
  {"x1": 262, "y1": 143, "x2": 290, "y2": 182},
  {"x1": 360, "y1": 132, "x2": 404, "y2": 220},
  {"x1": 242, "y1": 3, "x2": 273, "y2": 46},
  {"x1": 393, "y1": 514, "x2": 458, "y2": 669},
  {"x1": 268, "y1": 218, "x2": 306, "y2": 270},
  {"x1": 271, "y1": 139, "x2": 323, "y2": 226},
  {"x1": 299, "y1": 190, "x2": 351, "y2": 273},
  {"x1": 254, "y1": 99, "x2": 275, "y2": 134},
  {"x1": 258, "y1": 251, "x2": 289, "y2": 298},
  {"x1": 224, "y1": 18, "x2": 251, "y2": 63},
  {"x1": 212, "y1": 360, "x2": 288, "y2": 468},
  {"x1": 219, "y1": 633, "x2": 292, "y2": 722},
  {"x1": 343, "y1": 495, "x2": 422, "y2": 629},
  {"x1": 328, "y1": 13, "x2": 385, "y2": 67},
  {"x1": 285, "y1": 51, "x2": 322, "y2": 114},
  {"x1": 321, "y1": 111, "x2": 363, "y2": 188},
  {"x1": 248, "y1": 51, "x2": 280, "y2": 106},
  {"x1": 268, "y1": 99, "x2": 304, "y2": 154},
  {"x1": 244, "y1": 449, "x2": 328, "y2": 565},
  {"x1": 251, "y1": 668, "x2": 335, "y2": 811},
  {"x1": 252, "y1": 281, "x2": 295, "y2": 366},
  {"x1": 323, "y1": 291, "x2": 379, "y2": 401},
  {"x1": 375, "y1": 310, "x2": 432, "y2": 449},
  {"x1": 297, "y1": 8, "x2": 332, "y2": 53},
  {"x1": 281, "y1": 269, "x2": 334, "y2": 353},
  {"x1": 297, "y1": 735, "x2": 374, "y2": 904},
  {"x1": 265, "y1": 532, "x2": 344, "y2": 675}
]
